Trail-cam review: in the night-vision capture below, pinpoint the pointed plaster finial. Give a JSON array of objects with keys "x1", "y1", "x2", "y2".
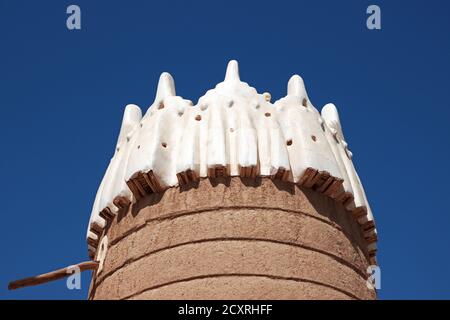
[
  {"x1": 224, "y1": 60, "x2": 240, "y2": 82},
  {"x1": 154, "y1": 72, "x2": 176, "y2": 103},
  {"x1": 117, "y1": 104, "x2": 142, "y2": 148},
  {"x1": 123, "y1": 104, "x2": 143, "y2": 125},
  {"x1": 287, "y1": 75, "x2": 307, "y2": 97},
  {"x1": 321, "y1": 103, "x2": 340, "y2": 124},
  {"x1": 321, "y1": 103, "x2": 344, "y2": 138}
]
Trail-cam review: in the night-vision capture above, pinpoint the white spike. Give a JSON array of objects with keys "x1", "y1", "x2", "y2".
[
  {"x1": 321, "y1": 103, "x2": 344, "y2": 139},
  {"x1": 321, "y1": 103, "x2": 341, "y2": 125},
  {"x1": 154, "y1": 72, "x2": 176, "y2": 103},
  {"x1": 123, "y1": 104, "x2": 142, "y2": 125},
  {"x1": 287, "y1": 75, "x2": 307, "y2": 97},
  {"x1": 116, "y1": 104, "x2": 142, "y2": 148},
  {"x1": 224, "y1": 60, "x2": 240, "y2": 82}
]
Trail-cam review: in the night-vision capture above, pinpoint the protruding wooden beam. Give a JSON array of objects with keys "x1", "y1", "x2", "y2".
[
  {"x1": 126, "y1": 179, "x2": 142, "y2": 200},
  {"x1": 282, "y1": 169, "x2": 291, "y2": 181},
  {"x1": 208, "y1": 165, "x2": 227, "y2": 178},
  {"x1": 298, "y1": 167, "x2": 315, "y2": 186},
  {"x1": 271, "y1": 168, "x2": 291, "y2": 181},
  {"x1": 216, "y1": 166, "x2": 227, "y2": 177},
  {"x1": 142, "y1": 172, "x2": 154, "y2": 192},
  {"x1": 352, "y1": 206, "x2": 367, "y2": 220},
  {"x1": 323, "y1": 178, "x2": 344, "y2": 198},
  {"x1": 144, "y1": 171, "x2": 163, "y2": 193},
  {"x1": 133, "y1": 176, "x2": 147, "y2": 196},
  {"x1": 177, "y1": 171, "x2": 188, "y2": 185},
  {"x1": 177, "y1": 169, "x2": 199, "y2": 185},
  {"x1": 239, "y1": 165, "x2": 258, "y2": 178},
  {"x1": 343, "y1": 194, "x2": 355, "y2": 210},
  {"x1": 87, "y1": 237, "x2": 99, "y2": 248},
  {"x1": 113, "y1": 196, "x2": 131, "y2": 211},
  {"x1": 99, "y1": 207, "x2": 114, "y2": 223},
  {"x1": 8, "y1": 261, "x2": 99, "y2": 291},
  {"x1": 336, "y1": 191, "x2": 353, "y2": 205},
  {"x1": 89, "y1": 221, "x2": 103, "y2": 237},
  {"x1": 365, "y1": 234, "x2": 378, "y2": 244},
  {"x1": 312, "y1": 171, "x2": 330, "y2": 190},
  {"x1": 362, "y1": 220, "x2": 376, "y2": 232},
  {"x1": 250, "y1": 165, "x2": 258, "y2": 178},
  {"x1": 187, "y1": 169, "x2": 199, "y2": 182},
  {"x1": 301, "y1": 168, "x2": 319, "y2": 188},
  {"x1": 316, "y1": 175, "x2": 334, "y2": 193}
]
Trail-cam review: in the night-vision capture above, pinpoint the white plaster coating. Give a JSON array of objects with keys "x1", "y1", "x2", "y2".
[
  {"x1": 87, "y1": 60, "x2": 376, "y2": 251},
  {"x1": 87, "y1": 104, "x2": 142, "y2": 234},
  {"x1": 321, "y1": 103, "x2": 375, "y2": 225}
]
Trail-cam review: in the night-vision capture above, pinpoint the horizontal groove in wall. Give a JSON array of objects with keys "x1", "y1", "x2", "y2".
[
  {"x1": 109, "y1": 205, "x2": 345, "y2": 246},
  {"x1": 93, "y1": 239, "x2": 371, "y2": 299},
  {"x1": 124, "y1": 274, "x2": 360, "y2": 300},
  {"x1": 98, "y1": 237, "x2": 367, "y2": 286}
]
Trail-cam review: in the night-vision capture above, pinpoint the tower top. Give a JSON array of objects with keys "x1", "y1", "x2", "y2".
[{"x1": 87, "y1": 60, "x2": 377, "y2": 264}]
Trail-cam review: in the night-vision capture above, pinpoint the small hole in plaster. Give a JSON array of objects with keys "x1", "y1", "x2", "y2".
[
  {"x1": 311, "y1": 135, "x2": 317, "y2": 142},
  {"x1": 161, "y1": 142, "x2": 167, "y2": 148},
  {"x1": 195, "y1": 115, "x2": 202, "y2": 121},
  {"x1": 302, "y1": 98, "x2": 308, "y2": 107},
  {"x1": 265, "y1": 112, "x2": 271, "y2": 117},
  {"x1": 286, "y1": 139, "x2": 293, "y2": 146},
  {"x1": 178, "y1": 112, "x2": 184, "y2": 117},
  {"x1": 140, "y1": 123, "x2": 143, "y2": 128},
  {"x1": 101, "y1": 243, "x2": 105, "y2": 251},
  {"x1": 158, "y1": 102, "x2": 165, "y2": 109},
  {"x1": 137, "y1": 145, "x2": 141, "y2": 149},
  {"x1": 229, "y1": 128, "x2": 234, "y2": 133}
]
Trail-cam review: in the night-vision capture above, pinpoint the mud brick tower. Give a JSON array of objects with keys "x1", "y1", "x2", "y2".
[{"x1": 86, "y1": 61, "x2": 378, "y2": 300}]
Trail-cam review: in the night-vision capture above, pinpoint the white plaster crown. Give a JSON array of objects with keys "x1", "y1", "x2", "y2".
[{"x1": 87, "y1": 60, "x2": 377, "y2": 263}]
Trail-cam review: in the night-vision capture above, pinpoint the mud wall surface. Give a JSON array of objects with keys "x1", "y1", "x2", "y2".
[{"x1": 89, "y1": 177, "x2": 375, "y2": 300}]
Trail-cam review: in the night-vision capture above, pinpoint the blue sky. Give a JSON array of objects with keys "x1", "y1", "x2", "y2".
[{"x1": 1, "y1": 0, "x2": 449, "y2": 300}]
